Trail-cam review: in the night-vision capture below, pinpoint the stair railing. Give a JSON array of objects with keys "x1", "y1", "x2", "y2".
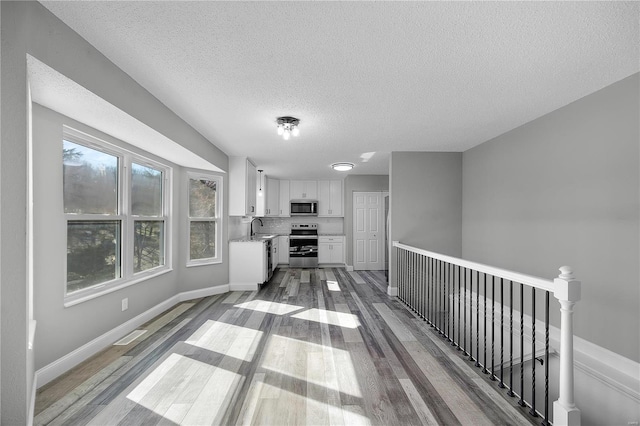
[{"x1": 393, "y1": 241, "x2": 581, "y2": 426}]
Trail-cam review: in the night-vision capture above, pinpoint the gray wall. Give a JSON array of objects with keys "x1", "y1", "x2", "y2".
[
  {"x1": 344, "y1": 175, "x2": 389, "y2": 266},
  {"x1": 389, "y1": 152, "x2": 463, "y2": 287},
  {"x1": 462, "y1": 73, "x2": 640, "y2": 362},
  {"x1": 1, "y1": 2, "x2": 229, "y2": 421},
  {"x1": 31, "y1": 105, "x2": 229, "y2": 368}
]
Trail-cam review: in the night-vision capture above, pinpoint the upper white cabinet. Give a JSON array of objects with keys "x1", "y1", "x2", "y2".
[
  {"x1": 256, "y1": 174, "x2": 279, "y2": 217},
  {"x1": 279, "y1": 180, "x2": 290, "y2": 217},
  {"x1": 290, "y1": 180, "x2": 317, "y2": 200},
  {"x1": 266, "y1": 177, "x2": 279, "y2": 217},
  {"x1": 229, "y1": 157, "x2": 257, "y2": 216},
  {"x1": 318, "y1": 180, "x2": 343, "y2": 217}
]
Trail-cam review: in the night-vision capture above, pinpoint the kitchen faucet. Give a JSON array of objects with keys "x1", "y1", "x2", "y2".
[{"x1": 250, "y1": 218, "x2": 263, "y2": 237}]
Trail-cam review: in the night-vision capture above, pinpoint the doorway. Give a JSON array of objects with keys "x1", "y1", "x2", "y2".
[{"x1": 353, "y1": 191, "x2": 388, "y2": 270}]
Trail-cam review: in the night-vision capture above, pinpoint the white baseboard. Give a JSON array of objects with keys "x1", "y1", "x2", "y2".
[
  {"x1": 35, "y1": 284, "x2": 230, "y2": 389},
  {"x1": 387, "y1": 286, "x2": 398, "y2": 296},
  {"x1": 178, "y1": 284, "x2": 229, "y2": 302},
  {"x1": 346, "y1": 265, "x2": 354, "y2": 272},
  {"x1": 229, "y1": 282, "x2": 259, "y2": 291}
]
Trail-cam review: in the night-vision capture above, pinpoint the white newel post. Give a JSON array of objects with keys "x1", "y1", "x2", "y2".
[
  {"x1": 553, "y1": 266, "x2": 581, "y2": 426},
  {"x1": 388, "y1": 241, "x2": 399, "y2": 297}
]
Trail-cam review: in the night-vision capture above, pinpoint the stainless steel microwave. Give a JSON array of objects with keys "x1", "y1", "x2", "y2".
[{"x1": 290, "y1": 200, "x2": 318, "y2": 216}]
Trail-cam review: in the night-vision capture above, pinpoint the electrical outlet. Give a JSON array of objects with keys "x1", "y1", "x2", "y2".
[{"x1": 121, "y1": 298, "x2": 128, "y2": 311}]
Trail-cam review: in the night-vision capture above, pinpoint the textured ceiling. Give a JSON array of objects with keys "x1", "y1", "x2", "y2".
[{"x1": 41, "y1": 1, "x2": 639, "y2": 179}]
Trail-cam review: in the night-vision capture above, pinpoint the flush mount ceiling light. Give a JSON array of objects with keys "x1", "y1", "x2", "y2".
[
  {"x1": 276, "y1": 116, "x2": 300, "y2": 140},
  {"x1": 331, "y1": 162, "x2": 355, "y2": 172}
]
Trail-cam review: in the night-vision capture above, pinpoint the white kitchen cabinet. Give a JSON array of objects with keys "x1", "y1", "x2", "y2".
[
  {"x1": 290, "y1": 180, "x2": 317, "y2": 200},
  {"x1": 318, "y1": 180, "x2": 343, "y2": 217},
  {"x1": 271, "y1": 237, "x2": 278, "y2": 272},
  {"x1": 229, "y1": 240, "x2": 268, "y2": 290},
  {"x1": 278, "y1": 235, "x2": 289, "y2": 264},
  {"x1": 266, "y1": 178, "x2": 279, "y2": 217},
  {"x1": 257, "y1": 175, "x2": 280, "y2": 217},
  {"x1": 318, "y1": 236, "x2": 344, "y2": 264},
  {"x1": 229, "y1": 157, "x2": 257, "y2": 216},
  {"x1": 279, "y1": 180, "x2": 290, "y2": 216},
  {"x1": 256, "y1": 172, "x2": 266, "y2": 216}
]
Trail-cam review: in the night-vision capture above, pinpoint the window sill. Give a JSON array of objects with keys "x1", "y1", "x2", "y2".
[
  {"x1": 186, "y1": 258, "x2": 222, "y2": 268},
  {"x1": 64, "y1": 267, "x2": 173, "y2": 308}
]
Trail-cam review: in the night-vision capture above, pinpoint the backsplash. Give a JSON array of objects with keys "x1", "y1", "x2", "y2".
[{"x1": 258, "y1": 217, "x2": 344, "y2": 235}]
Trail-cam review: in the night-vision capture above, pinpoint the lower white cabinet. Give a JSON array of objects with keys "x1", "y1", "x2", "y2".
[
  {"x1": 318, "y1": 236, "x2": 344, "y2": 264},
  {"x1": 271, "y1": 237, "x2": 278, "y2": 272},
  {"x1": 278, "y1": 236, "x2": 289, "y2": 264},
  {"x1": 229, "y1": 241, "x2": 268, "y2": 290}
]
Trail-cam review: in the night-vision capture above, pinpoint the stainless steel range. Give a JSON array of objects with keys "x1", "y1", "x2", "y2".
[{"x1": 289, "y1": 223, "x2": 318, "y2": 268}]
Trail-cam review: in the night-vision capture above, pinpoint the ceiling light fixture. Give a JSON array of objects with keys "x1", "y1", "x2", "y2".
[
  {"x1": 276, "y1": 116, "x2": 300, "y2": 140},
  {"x1": 257, "y1": 169, "x2": 263, "y2": 196},
  {"x1": 331, "y1": 162, "x2": 355, "y2": 172}
]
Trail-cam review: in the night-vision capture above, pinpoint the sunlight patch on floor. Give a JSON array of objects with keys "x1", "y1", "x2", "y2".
[
  {"x1": 326, "y1": 280, "x2": 341, "y2": 292},
  {"x1": 261, "y1": 334, "x2": 363, "y2": 399},
  {"x1": 186, "y1": 320, "x2": 263, "y2": 362},
  {"x1": 234, "y1": 299, "x2": 305, "y2": 315},
  {"x1": 126, "y1": 353, "x2": 242, "y2": 425},
  {"x1": 291, "y1": 308, "x2": 361, "y2": 329}
]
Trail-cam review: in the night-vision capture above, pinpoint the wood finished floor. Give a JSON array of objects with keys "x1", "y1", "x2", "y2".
[{"x1": 35, "y1": 268, "x2": 536, "y2": 426}]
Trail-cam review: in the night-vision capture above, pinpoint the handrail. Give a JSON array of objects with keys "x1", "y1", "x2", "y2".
[
  {"x1": 392, "y1": 241, "x2": 581, "y2": 426},
  {"x1": 393, "y1": 241, "x2": 555, "y2": 293}
]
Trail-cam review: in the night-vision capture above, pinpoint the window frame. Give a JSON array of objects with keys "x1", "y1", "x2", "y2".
[
  {"x1": 63, "y1": 127, "x2": 172, "y2": 306},
  {"x1": 186, "y1": 171, "x2": 223, "y2": 267}
]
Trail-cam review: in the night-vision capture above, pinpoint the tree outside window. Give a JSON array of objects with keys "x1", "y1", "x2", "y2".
[{"x1": 188, "y1": 175, "x2": 221, "y2": 264}]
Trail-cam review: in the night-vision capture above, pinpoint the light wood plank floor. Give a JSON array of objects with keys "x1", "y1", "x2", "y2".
[{"x1": 35, "y1": 268, "x2": 537, "y2": 425}]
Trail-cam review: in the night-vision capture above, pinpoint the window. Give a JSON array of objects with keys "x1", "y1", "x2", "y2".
[
  {"x1": 131, "y1": 163, "x2": 165, "y2": 273},
  {"x1": 63, "y1": 128, "x2": 170, "y2": 302},
  {"x1": 188, "y1": 173, "x2": 222, "y2": 265}
]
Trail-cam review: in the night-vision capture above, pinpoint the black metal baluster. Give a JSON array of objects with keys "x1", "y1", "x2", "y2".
[
  {"x1": 507, "y1": 281, "x2": 515, "y2": 397},
  {"x1": 483, "y1": 273, "x2": 489, "y2": 374},
  {"x1": 542, "y1": 291, "x2": 550, "y2": 426},
  {"x1": 413, "y1": 252, "x2": 417, "y2": 312},
  {"x1": 451, "y1": 263, "x2": 456, "y2": 345},
  {"x1": 475, "y1": 271, "x2": 481, "y2": 368},
  {"x1": 457, "y1": 265, "x2": 461, "y2": 350},
  {"x1": 423, "y1": 256, "x2": 427, "y2": 320},
  {"x1": 412, "y1": 253, "x2": 417, "y2": 313},
  {"x1": 436, "y1": 260, "x2": 444, "y2": 334},
  {"x1": 421, "y1": 255, "x2": 425, "y2": 319},
  {"x1": 518, "y1": 283, "x2": 525, "y2": 407},
  {"x1": 499, "y1": 278, "x2": 505, "y2": 388},
  {"x1": 437, "y1": 260, "x2": 442, "y2": 334},
  {"x1": 429, "y1": 258, "x2": 434, "y2": 326},
  {"x1": 467, "y1": 268, "x2": 473, "y2": 360},
  {"x1": 462, "y1": 266, "x2": 468, "y2": 355},
  {"x1": 490, "y1": 276, "x2": 496, "y2": 380},
  {"x1": 451, "y1": 263, "x2": 455, "y2": 345},
  {"x1": 530, "y1": 287, "x2": 538, "y2": 417},
  {"x1": 399, "y1": 249, "x2": 403, "y2": 303},
  {"x1": 443, "y1": 260, "x2": 448, "y2": 339},
  {"x1": 448, "y1": 262, "x2": 453, "y2": 342},
  {"x1": 407, "y1": 252, "x2": 411, "y2": 309}
]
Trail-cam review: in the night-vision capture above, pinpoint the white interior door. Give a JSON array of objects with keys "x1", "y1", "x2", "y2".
[{"x1": 353, "y1": 192, "x2": 384, "y2": 270}]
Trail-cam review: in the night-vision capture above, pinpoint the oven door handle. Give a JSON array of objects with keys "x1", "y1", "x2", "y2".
[{"x1": 288, "y1": 235, "x2": 318, "y2": 240}]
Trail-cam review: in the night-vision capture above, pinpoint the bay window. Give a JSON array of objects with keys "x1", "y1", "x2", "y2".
[
  {"x1": 63, "y1": 128, "x2": 170, "y2": 303},
  {"x1": 187, "y1": 172, "x2": 222, "y2": 265}
]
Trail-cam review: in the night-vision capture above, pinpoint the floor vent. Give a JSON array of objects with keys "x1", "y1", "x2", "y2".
[{"x1": 113, "y1": 329, "x2": 147, "y2": 346}]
